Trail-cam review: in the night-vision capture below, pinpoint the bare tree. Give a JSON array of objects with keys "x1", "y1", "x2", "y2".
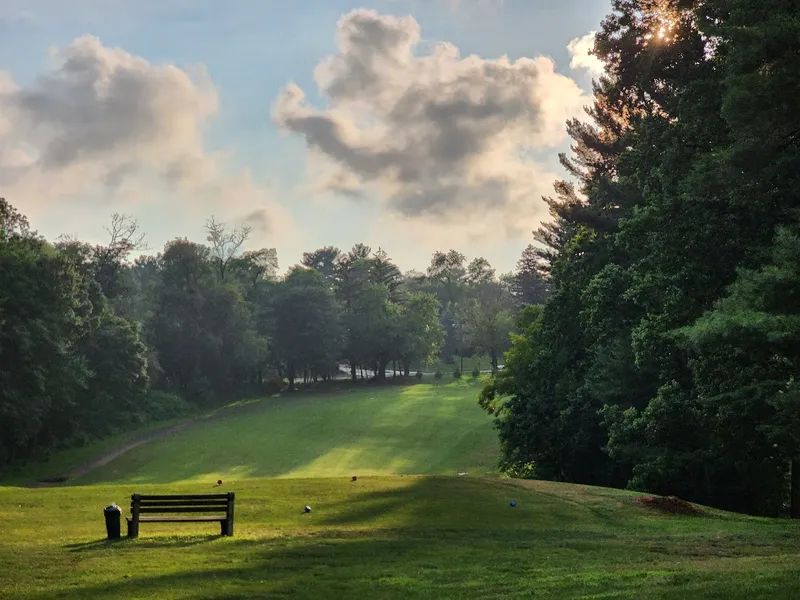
[
  {"x1": 106, "y1": 213, "x2": 148, "y2": 259},
  {"x1": 56, "y1": 213, "x2": 147, "y2": 271},
  {"x1": 205, "y1": 216, "x2": 251, "y2": 281}
]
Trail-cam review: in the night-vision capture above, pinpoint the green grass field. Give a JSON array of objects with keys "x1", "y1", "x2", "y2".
[
  {"x1": 2, "y1": 477, "x2": 800, "y2": 599},
  {"x1": 3, "y1": 380, "x2": 800, "y2": 599},
  {"x1": 59, "y1": 380, "x2": 500, "y2": 486}
]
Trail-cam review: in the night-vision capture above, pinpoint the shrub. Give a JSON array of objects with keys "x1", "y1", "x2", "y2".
[
  {"x1": 505, "y1": 461, "x2": 537, "y2": 479},
  {"x1": 471, "y1": 366, "x2": 480, "y2": 379},
  {"x1": 434, "y1": 369, "x2": 443, "y2": 380},
  {"x1": 415, "y1": 371, "x2": 423, "y2": 380},
  {"x1": 139, "y1": 390, "x2": 192, "y2": 421},
  {"x1": 262, "y1": 378, "x2": 284, "y2": 395},
  {"x1": 453, "y1": 369, "x2": 462, "y2": 379}
]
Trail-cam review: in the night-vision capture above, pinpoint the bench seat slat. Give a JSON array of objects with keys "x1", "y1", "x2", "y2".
[
  {"x1": 137, "y1": 501, "x2": 229, "y2": 508},
  {"x1": 137, "y1": 494, "x2": 229, "y2": 500},
  {"x1": 137, "y1": 506, "x2": 229, "y2": 514},
  {"x1": 128, "y1": 516, "x2": 226, "y2": 523}
]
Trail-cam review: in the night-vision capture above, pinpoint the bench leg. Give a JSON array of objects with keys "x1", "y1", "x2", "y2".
[
  {"x1": 127, "y1": 519, "x2": 138, "y2": 538},
  {"x1": 220, "y1": 519, "x2": 233, "y2": 536}
]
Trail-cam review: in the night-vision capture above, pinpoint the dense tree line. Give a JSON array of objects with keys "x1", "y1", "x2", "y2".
[
  {"x1": 481, "y1": 0, "x2": 800, "y2": 516},
  {"x1": 0, "y1": 199, "x2": 547, "y2": 467}
]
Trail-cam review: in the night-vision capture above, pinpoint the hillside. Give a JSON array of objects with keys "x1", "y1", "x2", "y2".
[
  {"x1": 3, "y1": 476, "x2": 800, "y2": 599},
  {"x1": 4, "y1": 381, "x2": 800, "y2": 598},
  {"x1": 34, "y1": 381, "x2": 499, "y2": 486}
]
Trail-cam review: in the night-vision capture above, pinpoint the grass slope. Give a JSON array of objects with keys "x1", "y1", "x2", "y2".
[
  {"x1": 69, "y1": 381, "x2": 499, "y2": 485},
  {"x1": 0, "y1": 418, "x2": 192, "y2": 487},
  {"x1": 2, "y1": 477, "x2": 800, "y2": 599},
  {"x1": 414, "y1": 355, "x2": 493, "y2": 374}
]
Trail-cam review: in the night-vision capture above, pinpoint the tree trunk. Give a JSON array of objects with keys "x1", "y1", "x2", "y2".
[
  {"x1": 490, "y1": 349, "x2": 498, "y2": 370},
  {"x1": 350, "y1": 362, "x2": 357, "y2": 382},
  {"x1": 287, "y1": 363, "x2": 296, "y2": 390},
  {"x1": 377, "y1": 361, "x2": 387, "y2": 380},
  {"x1": 404, "y1": 361, "x2": 410, "y2": 377},
  {"x1": 791, "y1": 460, "x2": 800, "y2": 519}
]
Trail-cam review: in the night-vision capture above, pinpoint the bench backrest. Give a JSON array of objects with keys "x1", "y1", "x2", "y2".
[{"x1": 130, "y1": 493, "x2": 234, "y2": 515}]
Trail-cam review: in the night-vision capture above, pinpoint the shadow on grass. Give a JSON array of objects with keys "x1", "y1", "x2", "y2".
[
  {"x1": 31, "y1": 535, "x2": 800, "y2": 600},
  {"x1": 21, "y1": 478, "x2": 800, "y2": 600},
  {"x1": 64, "y1": 538, "x2": 130, "y2": 552},
  {"x1": 65, "y1": 534, "x2": 223, "y2": 553},
  {"x1": 12, "y1": 477, "x2": 800, "y2": 600}
]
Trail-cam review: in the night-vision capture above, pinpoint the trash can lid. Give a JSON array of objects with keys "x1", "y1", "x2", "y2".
[{"x1": 104, "y1": 503, "x2": 122, "y2": 512}]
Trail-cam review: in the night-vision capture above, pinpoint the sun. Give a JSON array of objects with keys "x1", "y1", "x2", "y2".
[
  {"x1": 643, "y1": 11, "x2": 679, "y2": 45},
  {"x1": 638, "y1": 0, "x2": 682, "y2": 45}
]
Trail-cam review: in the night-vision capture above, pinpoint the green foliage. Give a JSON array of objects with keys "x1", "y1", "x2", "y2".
[
  {"x1": 472, "y1": 366, "x2": 480, "y2": 379},
  {"x1": 0, "y1": 231, "x2": 89, "y2": 463},
  {"x1": 514, "y1": 244, "x2": 551, "y2": 306},
  {"x1": 261, "y1": 377, "x2": 284, "y2": 395},
  {"x1": 434, "y1": 370, "x2": 443, "y2": 380},
  {"x1": 272, "y1": 267, "x2": 342, "y2": 387},
  {"x1": 462, "y1": 297, "x2": 514, "y2": 370},
  {"x1": 415, "y1": 371, "x2": 423, "y2": 380},
  {"x1": 395, "y1": 291, "x2": 443, "y2": 375},
  {"x1": 1, "y1": 198, "x2": 519, "y2": 467},
  {"x1": 138, "y1": 391, "x2": 192, "y2": 422},
  {"x1": 426, "y1": 249, "x2": 466, "y2": 306},
  {"x1": 146, "y1": 238, "x2": 267, "y2": 401},
  {"x1": 453, "y1": 369, "x2": 462, "y2": 379},
  {"x1": 486, "y1": 0, "x2": 800, "y2": 516},
  {"x1": 0, "y1": 207, "x2": 157, "y2": 465}
]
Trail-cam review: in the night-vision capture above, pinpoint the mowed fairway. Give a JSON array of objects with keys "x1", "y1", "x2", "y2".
[
  {"x1": 3, "y1": 477, "x2": 800, "y2": 599},
  {"x1": 70, "y1": 381, "x2": 499, "y2": 485},
  {"x1": 4, "y1": 380, "x2": 800, "y2": 599}
]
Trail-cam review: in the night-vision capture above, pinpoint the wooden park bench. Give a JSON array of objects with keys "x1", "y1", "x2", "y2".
[{"x1": 127, "y1": 492, "x2": 235, "y2": 538}]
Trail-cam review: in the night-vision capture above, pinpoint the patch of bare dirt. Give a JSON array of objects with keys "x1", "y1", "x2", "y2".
[{"x1": 636, "y1": 495, "x2": 703, "y2": 516}]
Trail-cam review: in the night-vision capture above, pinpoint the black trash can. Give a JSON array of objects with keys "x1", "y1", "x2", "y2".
[{"x1": 104, "y1": 503, "x2": 122, "y2": 539}]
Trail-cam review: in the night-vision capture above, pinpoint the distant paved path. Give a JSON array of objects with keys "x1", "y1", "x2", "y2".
[{"x1": 336, "y1": 364, "x2": 502, "y2": 378}]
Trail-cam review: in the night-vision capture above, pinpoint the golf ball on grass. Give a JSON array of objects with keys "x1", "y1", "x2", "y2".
[{"x1": 304, "y1": 505, "x2": 312, "y2": 513}]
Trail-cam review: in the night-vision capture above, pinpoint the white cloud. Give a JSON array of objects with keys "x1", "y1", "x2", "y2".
[
  {"x1": 567, "y1": 31, "x2": 605, "y2": 77},
  {"x1": 272, "y1": 9, "x2": 588, "y2": 240},
  {"x1": 432, "y1": 0, "x2": 505, "y2": 10},
  {"x1": 0, "y1": 35, "x2": 291, "y2": 242},
  {"x1": 386, "y1": 0, "x2": 505, "y2": 10}
]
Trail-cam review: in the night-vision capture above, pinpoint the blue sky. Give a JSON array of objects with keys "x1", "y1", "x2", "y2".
[{"x1": 0, "y1": 0, "x2": 610, "y2": 273}]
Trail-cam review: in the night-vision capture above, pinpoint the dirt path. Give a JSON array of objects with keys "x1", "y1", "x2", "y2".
[
  {"x1": 25, "y1": 421, "x2": 196, "y2": 488},
  {"x1": 24, "y1": 398, "x2": 275, "y2": 488}
]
